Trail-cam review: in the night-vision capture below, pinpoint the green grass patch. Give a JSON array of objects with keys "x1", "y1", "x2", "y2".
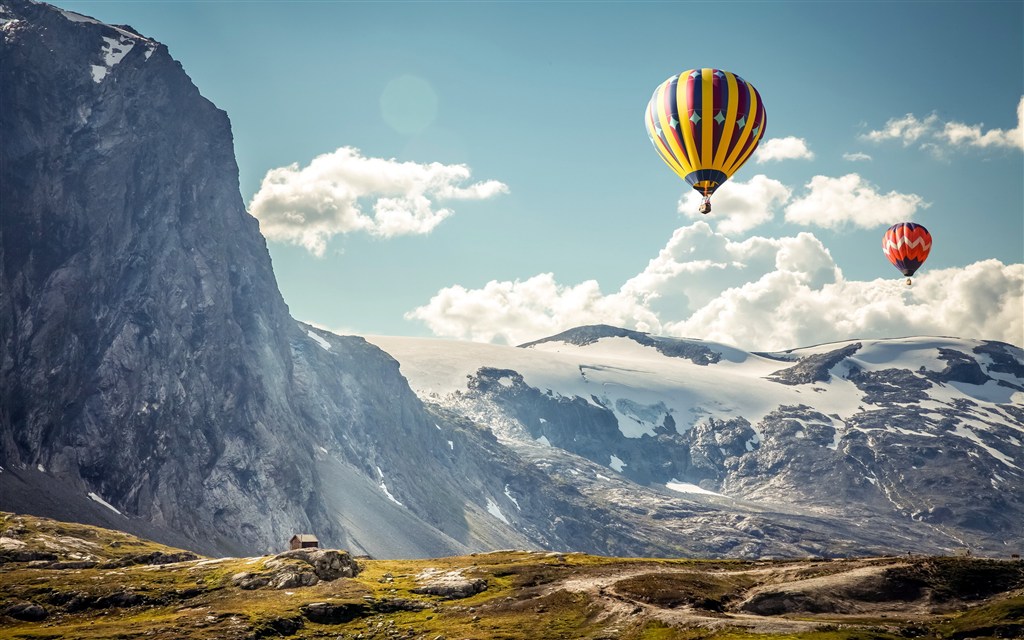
[
  {"x1": 613, "y1": 570, "x2": 758, "y2": 611},
  {"x1": 886, "y1": 557, "x2": 1024, "y2": 603},
  {"x1": 936, "y1": 595, "x2": 1024, "y2": 639}
]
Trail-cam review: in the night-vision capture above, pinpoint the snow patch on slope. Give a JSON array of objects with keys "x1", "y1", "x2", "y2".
[
  {"x1": 666, "y1": 481, "x2": 725, "y2": 497},
  {"x1": 91, "y1": 35, "x2": 135, "y2": 83},
  {"x1": 87, "y1": 492, "x2": 124, "y2": 516},
  {"x1": 951, "y1": 425, "x2": 1020, "y2": 469},
  {"x1": 504, "y1": 484, "x2": 520, "y2": 510},
  {"x1": 486, "y1": 498, "x2": 509, "y2": 524},
  {"x1": 376, "y1": 466, "x2": 403, "y2": 506},
  {"x1": 307, "y1": 330, "x2": 332, "y2": 352}
]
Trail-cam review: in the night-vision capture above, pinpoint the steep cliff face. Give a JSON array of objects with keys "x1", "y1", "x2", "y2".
[
  {"x1": 1, "y1": 0, "x2": 322, "y2": 554},
  {"x1": 0, "y1": 1, "x2": 508, "y2": 557}
]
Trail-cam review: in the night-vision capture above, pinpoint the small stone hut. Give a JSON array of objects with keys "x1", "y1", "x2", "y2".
[{"x1": 289, "y1": 534, "x2": 319, "y2": 550}]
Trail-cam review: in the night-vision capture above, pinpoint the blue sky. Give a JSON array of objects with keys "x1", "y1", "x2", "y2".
[{"x1": 56, "y1": 0, "x2": 1023, "y2": 349}]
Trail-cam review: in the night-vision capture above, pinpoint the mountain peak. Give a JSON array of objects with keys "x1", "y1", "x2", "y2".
[
  {"x1": 3, "y1": 0, "x2": 164, "y2": 85},
  {"x1": 519, "y1": 324, "x2": 727, "y2": 366},
  {"x1": 518, "y1": 324, "x2": 649, "y2": 348}
]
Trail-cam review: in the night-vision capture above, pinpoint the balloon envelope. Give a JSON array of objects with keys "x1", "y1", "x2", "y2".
[
  {"x1": 644, "y1": 69, "x2": 767, "y2": 197},
  {"x1": 883, "y1": 222, "x2": 932, "y2": 277}
]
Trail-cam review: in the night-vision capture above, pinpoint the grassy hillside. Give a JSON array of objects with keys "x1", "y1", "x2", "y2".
[{"x1": 1, "y1": 512, "x2": 1022, "y2": 639}]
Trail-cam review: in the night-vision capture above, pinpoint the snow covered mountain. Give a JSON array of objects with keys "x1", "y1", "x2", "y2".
[{"x1": 365, "y1": 326, "x2": 1024, "y2": 556}]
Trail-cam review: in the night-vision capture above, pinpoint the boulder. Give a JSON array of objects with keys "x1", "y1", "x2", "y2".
[
  {"x1": 4, "y1": 601, "x2": 48, "y2": 621},
  {"x1": 231, "y1": 549, "x2": 358, "y2": 590},
  {"x1": 273, "y1": 548, "x2": 360, "y2": 581},
  {"x1": 412, "y1": 570, "x2": 487, "y2": 599},
  {"x1": 300, "y1": 601, "x2": 369, "y2": 624}
]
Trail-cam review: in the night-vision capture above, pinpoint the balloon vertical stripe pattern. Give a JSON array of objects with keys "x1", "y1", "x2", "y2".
[
  {"x1": 648, "y1": 80, "x2": 686, "y2": 175},
  {"x1": 664, "y1": 77, "x2": 690, "y2": 166},
  {"x1": 711, "y1": 71, "x2": 732, "y2": 164},
  {"x1": 678, "y1": 75, "x2": 700, "y2": 171},
  {"x1": 645, "y1": 68, "x2": 767, "y2": 197},
  {"x1": 726, "y1": 87, "x2": 765, "y2": 176},
  {"x1": 700, "y1": 70, "x2": 713, "y2": 168},
  {"x1": 883, "y1": 222, "x2": 932, "y2": 277}
]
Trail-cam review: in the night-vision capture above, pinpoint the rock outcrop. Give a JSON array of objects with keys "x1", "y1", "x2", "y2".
[{"x1": 231, "y1": 548, "x2": 360, "y2": 590}]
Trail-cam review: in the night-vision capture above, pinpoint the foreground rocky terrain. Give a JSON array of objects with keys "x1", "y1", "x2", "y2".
[{"x1": 2, "y1": 513, "x2": 1023, "y2": 640}]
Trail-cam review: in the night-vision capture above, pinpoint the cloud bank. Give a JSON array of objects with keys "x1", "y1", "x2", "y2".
[
  {"x1": 249, "y1": 146, "x2": 509, "y2": 256},
  {"x1": 677, "y1": 173, "x2": 926, "y2": 234},
  {"x1": 408, "y1": 221, "x2": 1023, "y2": 350}
]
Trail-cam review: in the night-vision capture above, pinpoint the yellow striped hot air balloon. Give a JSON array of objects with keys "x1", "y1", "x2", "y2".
[{"x1": 645, "y1": 68, "x2": 767, "y2": 214}]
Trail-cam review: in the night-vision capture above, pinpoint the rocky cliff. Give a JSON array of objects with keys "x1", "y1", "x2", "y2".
[{"x1": 0, "y1": 0, "x2": 527, "y2": 558}]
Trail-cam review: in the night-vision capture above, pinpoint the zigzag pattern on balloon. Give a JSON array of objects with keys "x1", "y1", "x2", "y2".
[
  {"x1": 883, "y1": 236, "x2": 932, "y2": 261},
  {"x1": 883, "y1": 236, "x2": 931, "y2": 251},
  {"x1": 882, "y1": 222, "x2": 932, "y2": 277}
]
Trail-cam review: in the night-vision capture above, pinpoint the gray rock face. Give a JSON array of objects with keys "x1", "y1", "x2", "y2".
[
  {"x1": 769, "y1": 343, "x2": 862, "y2": 385},
  {"x1": 2, "y1": 1, "x2": 745, "y2": 561},
  {"x1": 1, "y1": 0, "x2": 310, "y2": 554}
]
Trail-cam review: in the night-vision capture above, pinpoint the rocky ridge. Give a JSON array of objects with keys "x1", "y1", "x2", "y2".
[{"x1": 368, "y1": 327, "x2": 1024, "y2": 557}]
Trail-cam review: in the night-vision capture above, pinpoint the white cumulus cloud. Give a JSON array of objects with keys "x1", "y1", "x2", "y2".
[
  {"x1": 678, "y1": 175, "x2": 791, "y2": 235},
  {"x1": 863, "y1": 113, "x2": 939, "y2": 145},
  {"x1": 248, "y1": 146, "x2": 509, "y2": 256},
  {"x1": 667, "y1": 259, "x2": 1024, "y2": 350},
  {"x1": 863, "y1": 97, "x2": 1024, "y2": 152},
  {"x1": 754, "y1": 136, "x2": 815, "y2": 163},
  {"x1": 940, "y1": 96, "x2": 1024, "y2": 150},
  {"x1": 842, "y1": 152, "x2": 872, "y2": 162},
  {"x1": 404, "y1": 273, "x2": 655, "y2": 346},
  {"x1": 408, "y1": 222, "x2": 1023, "y2": 351},
  {"x1": 784, "y1": 174, "x2": 927, "y2": 230},
  {"x1": 621, "y1": 223, "x2": 839, "y2": 319}
]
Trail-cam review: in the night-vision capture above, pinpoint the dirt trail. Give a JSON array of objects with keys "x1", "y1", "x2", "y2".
[{"x1": 544, "y1": 560, "x2": 862, "y2": 634}]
